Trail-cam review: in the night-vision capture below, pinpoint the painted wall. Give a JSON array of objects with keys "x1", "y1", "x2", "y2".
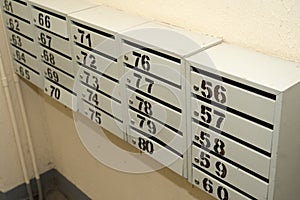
[
  {"x1": 0, "y1": 0, "x2": 299, "y2": 199},
  {"x1": 0, "y1": 13, "x2": 54, "y2": 192},
  {"x1": 99, "y1": 0, "x2": 300, "y2": 63}
]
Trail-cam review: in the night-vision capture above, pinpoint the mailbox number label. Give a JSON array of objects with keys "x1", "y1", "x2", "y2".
[
  {"x1": 45, "y1": 68, "x2": 59, "y2": 82},
  {"x1": 201, "y1": 178, "x2": 229, "y2": 200},
  {"x1": 77, "y1": 28, "x2": 92, "y2": 48},
  {"x1": 50, "y1": 85, "x2": 60, "y2": 100},
  {"x1": 80, "y1": 51, "x2": 96, "y2": 68},
  {"x1": 88, "y1": 108, "x2": 101, "y2": 125},
  {"x1": 196, "y1": 131, "x2": 226, "y2": 156},
  {"x1": 38, "y1": 13, "x2": 51, "y2": 28},
  {"x1": 197, "y1": 151, "x2": 227, "y2": 179},
  {"x1": 138, "y1": 137, "x2": 154, "y2": 154},
  {"x1": 19, "y1": 66, "x2": 30, "y2": 80},
  {"x1": 3, "y1": 0, "x2": 13, "y2": 13},
  {"x1": 195, "y1": 80, "x2": 227, "y2": 104},
  {"x1": 11, "y1": 34, "x2": 22, "y2": 47},
  {"x1": 136, "y1": 114, "x2": 156, "y2": 135},
  {"x1": 133, "y1": 72, "x2": 154, "y2": 93},
  {"x1": 42, "y1": 50, "x2": 55, "y2": 65},
  {"x1": 133, "y1": 52, "x2": 150, "y2": 71},
  {"x1": 15, "y1": 50, "x2": 26, "y2": 64},
  {"x1": 83, "y1": 71, "x2": 99, "y2": 90},
  {"x1": 7, "y1": 18, "x2": 20, "y2": 31},
  {"x1": 198, "y1": 105, "x2": 226, "y2": 129},
  {"x1": 39, "y1": 32, "x2": 52, "y2": 48}
]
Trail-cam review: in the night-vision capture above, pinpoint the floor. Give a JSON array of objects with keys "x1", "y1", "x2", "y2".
[
  {"x1": 44, "y1": 189, "x2": 68, "y2": 200},
  {"x1": 4, "y1": 169, "x2": 89, "y2": 200}
]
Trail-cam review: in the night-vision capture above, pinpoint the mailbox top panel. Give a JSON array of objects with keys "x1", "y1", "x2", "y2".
[
  {"x1": 187, "y1": 43, "x2": 300, "y2": 93},
  {"x1": 121, "y1": 22, "x2": 222, "y2": 57},
  {"x1": 69, "y1": 6, "x2": 150, "y2": 35},
  {"x1": 28, "y1": 0, "x2": 98, "y2": 15}
]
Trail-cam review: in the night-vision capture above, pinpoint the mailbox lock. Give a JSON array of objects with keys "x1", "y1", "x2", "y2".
[
  {"x1": 132, "y1": 139, "x2": 136, "y2": 145},
  {"x1": 193, "y1": 85, "x2": 199, "y2": 91}
]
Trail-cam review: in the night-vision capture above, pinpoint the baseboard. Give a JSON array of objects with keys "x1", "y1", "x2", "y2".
[
  {"x1": 54, "y1": 170, "x2": 90, "y2": 200},
  {"x1": 0, "y1": 169, "x2": 90, "y2": 200}
]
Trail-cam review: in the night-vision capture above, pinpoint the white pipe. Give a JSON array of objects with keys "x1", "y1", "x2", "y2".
[
  {"x1": 0, "y1": 55, "x2": 34, "y2": 200},
  {"x1": 13, "y1": 73, "x2": 43, "y2": 200}
]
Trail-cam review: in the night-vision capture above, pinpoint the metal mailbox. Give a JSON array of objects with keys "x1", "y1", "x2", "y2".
[
  {"x1": 1, "y1": 0, "x2": 42, "y2": 88},
  {"x1": 29, "y1": 0, "x2": 97, "y2": 110},
  {"x1": 121, "y1": 22, "x2": 222, "y2": 177},
  {"x1": 69, "y1": 5, "x2": 149, "y2": 139},
  {"x1": 187, "y1": 43, "x2": 300, "y2": 200}
]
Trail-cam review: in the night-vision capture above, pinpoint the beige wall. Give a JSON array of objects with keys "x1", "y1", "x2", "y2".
[
  {"x1": 0, "y1": 13, "x2": 53, "y2": 192},
  {"x1": 0, "y1": 0, "x2": 300, "y2": 199},
  {"x1": 99, "y1": 0, "x2": 300, "y2": 63}
]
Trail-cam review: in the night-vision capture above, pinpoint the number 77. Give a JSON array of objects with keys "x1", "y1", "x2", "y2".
[{"x1": 133, "y1": 72, "x2": 154, "y2": 93}]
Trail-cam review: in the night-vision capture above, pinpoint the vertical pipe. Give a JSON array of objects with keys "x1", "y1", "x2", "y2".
[
  {"x1": 0, "y1": 55, "x2": 34, "y2": 200},
  {"x1": 13, "y1": 74, "x2": 43, "y2": 200}
]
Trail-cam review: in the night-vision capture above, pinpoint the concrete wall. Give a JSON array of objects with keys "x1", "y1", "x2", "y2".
[{"x1": 0, "y1": 0, "x2": 299, "y2": 199}]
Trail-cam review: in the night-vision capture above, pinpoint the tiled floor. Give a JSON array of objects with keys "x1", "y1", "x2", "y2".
[{"x1": 44, "y1": 189, "x2": 68, "y2": 200}]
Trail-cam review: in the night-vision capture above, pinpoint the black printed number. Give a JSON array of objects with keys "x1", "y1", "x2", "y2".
[
  {"x1": 200, "y1": 80, "x2": 227, "y2": 104},
  {"x1": 199, "y1": 131, "x2": 210, "y2": 148},
  {"x1": 136, "y1": 96, "x2": 153, "y2": 116},
  {"x1": 200, "y1": 105, "x2": 225, "y2": 129},
  {"x1": 38, "y1": 13, "x2": 51, "y2": 28},
  {"x1": 81, "y1": 51, "x2": 96, "y2": 69},
  {"x1": 202, "y1": 178, "x2": 213, "y2": 193},
  {"x1": 198, "y1": 151, "x2": 227, "y2": 178},
  {"x1": 3, "y1": 0, "x2": 13, "y2": 13},
  {"x1": 49, "y1": 85, "x2": 60, "y2": 100},
  {"x1": 133, "y1": 72, "x2": 154, "y2": 93},
  {"x1": 138, "y1": 137, "x2": 154, "y2": 154},
  {"x1": 87, "y1": 89, "x2": 99, "y2": 106},
  {"x1": 15, "y1": 50, "x2": 26, "y2": 63},
  {"x1": 8, "y1": 18, "x2": 19, "y2": 31},
  {"x1": 217, "y1": 187, "x2": 229, "y2": 200},
  {"x1": 133, "y1": 52, "x2": 150, "y2": 71},
  {"x1": 199, "y1": 151, "x2": 210, "y2": 168},
  {"x1": 40, "y1": 32, "x2": 52, "y2": 48},
  {"x1": 215, "y1": 161, "x2": 227, "y2": 178},
  {"x1": 19, "y1": 66, "x2": 30, "y2": 80},
  {"x1": 77, "y1": 29, "x2": 92, "y2": 48},
  {"x1": 136, "y1": 114, "x2": 156, "y2": 135},
  {"x1": 83, "y1": 71, "x2": 99, "y2": 90},
  {"x1": 89, "y1": 108, "x2": 101, "y2": 124},
  {"x1": 201, "y1": 178, "x2": 229, "y2": 200},
  {"x1": 197, "y1": 131, "x2": 226, "y2": 156},
  {"x1": 214, "y1": 139, "x2": 226, "y2": 156},
  {"x1": 42, "y1": 50, "x2": 55, "y2": 65},
  {"x1": 11, "y1": 34, "x2": 22, "y2": 47},
  {"x1": 46, "y1": 68, "x2": 59, "y2": 82}
]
